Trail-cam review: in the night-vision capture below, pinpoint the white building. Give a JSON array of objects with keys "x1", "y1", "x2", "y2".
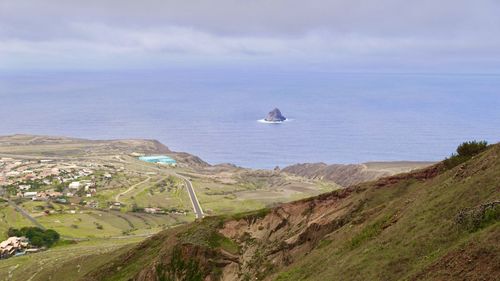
[
  {"x1": 23, "y1": 191, "x2": 38, "y2": 198},
  {"x1": 0, "y1": 236, "x2": 29, "y2": 258},
  {"x1": 68, "y1": 181, "x2": 80, "y2": 189},
  {"x1": 18, "y1": 185, "x2": 31, "y2": 191}
]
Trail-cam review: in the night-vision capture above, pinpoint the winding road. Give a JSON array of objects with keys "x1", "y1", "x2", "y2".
[{"x1": 176, "y1": 174, "x2": 204, "y2": 219}]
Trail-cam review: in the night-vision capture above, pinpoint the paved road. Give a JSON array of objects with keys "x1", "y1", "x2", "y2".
[
  {"x1": 8, "y1": 200, "x2": 46, "y2": 230},
  {"x1": 132, "y1": 162, "x2": 204, "y2": 219},
  {"x1": 176, "y1": 174, "x2": 204, "y2": 219}
]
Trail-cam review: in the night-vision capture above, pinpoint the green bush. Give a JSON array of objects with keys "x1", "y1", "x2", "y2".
[
  {"x1": 7, "y1": 227, "x2": 60, "y2": 248},
  {"x1": 444, "y1": 140, "x2": 488, "y2": 169}
]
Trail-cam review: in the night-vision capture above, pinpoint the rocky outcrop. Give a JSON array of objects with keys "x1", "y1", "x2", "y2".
[{"x1": 264, "y1": 108, "x2": 286, "y2": 122}]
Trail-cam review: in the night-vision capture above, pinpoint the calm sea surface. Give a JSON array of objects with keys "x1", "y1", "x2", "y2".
[{"x1": 1, "y1": 69, "x2": 499, "y2": 169}]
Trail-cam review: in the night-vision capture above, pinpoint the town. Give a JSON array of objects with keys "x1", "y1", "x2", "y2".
[{"x1": 0, "y1": 157, "x2": 117, "y2": 208}]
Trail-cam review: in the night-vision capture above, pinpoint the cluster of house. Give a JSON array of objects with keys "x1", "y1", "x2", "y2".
[
  {"x1": 21, "y1": 190, "x2": 63, "y2": 200},
  {"x1": 0, "y1": 157, "x2": 120, "y2": 204},
  {"x1": 0, "y1": 158, "x2": 59, "y2": 186},
  {"x1": 0, "y1": 157, "x2": 97, "y2": 187},
  {"x1": 67, "y1": 180, "x2": 98, "y2": 197},
  {"x1": 0, "y1": 236, "x2": 38, "y2": 259}
]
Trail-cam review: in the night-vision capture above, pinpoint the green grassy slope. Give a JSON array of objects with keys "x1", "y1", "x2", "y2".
[
  {"x1": 0, "y1": 203, "x2": 36, "y2": 236},
  {"x1": 274, "y1": 144, "x2": 500, "y2": 280},
  {"x1": 16, "y1": 143, "x2": 500, "y2": 281},
  {"x1": 0, "y1": 238, "x2": 142, "y2": 281}
]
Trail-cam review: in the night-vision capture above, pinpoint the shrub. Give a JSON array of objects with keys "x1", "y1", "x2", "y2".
[
  {"x1": 455, "y1": 201, "x2": 500, "y2": 232},
  {"x1": 456, "y1": 140, "x2": 488, "y2": 157},
  {"x1": 444, "y1": 140, "x2": 488, "y2": 169}
]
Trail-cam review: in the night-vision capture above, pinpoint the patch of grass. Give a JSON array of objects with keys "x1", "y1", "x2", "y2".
[
  {"x1": 275, "y1": 267, "x2": 309, "y2": 281},
  {"x1": 230, "y1": 207, "x2": 271, "y2": 221},
  {"x1": 53, "y1": 239, "x2": 78, "y2": 247},
  {"x1": 348, "y1": 215, "x2": 391, "y2": 249},
  {"x1": 0, "y1": 204, "x2": 36, "y2": 239},
  {"x1": 317, "y1": 238, "x2": 333, "y2": 249},
  {"x1": 179, "y1": 217, "x2": 239, "y2": 254},
  {"x1": 217, "y1": 234, "x2": 240, "y2": 254},
  {"x1": 156, "y1": 246, "x2": 203, "y2": 281}
]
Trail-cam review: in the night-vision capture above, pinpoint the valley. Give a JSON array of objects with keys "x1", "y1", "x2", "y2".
[
  {"x1": 1, "y1": 135, "x2": 496, "y2": 281},
  {"x1": 0, "y1": 134, "x2": 350, "y2": 280}
]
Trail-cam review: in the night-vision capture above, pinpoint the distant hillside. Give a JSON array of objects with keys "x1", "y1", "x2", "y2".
[
  {"x1": 81, "y1": 144, "x2": 499, "y2": 280},
  {"x1": 0, "y1": 134, "x2": 209, "y2": 167},
  {"x1": 283, "y1": 161, "x2": 434, "y2": 187}
]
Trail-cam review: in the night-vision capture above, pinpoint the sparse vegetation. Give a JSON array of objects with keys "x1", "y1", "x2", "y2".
[
  {"x1": 348, "y1": 215, "x2": 391, "y2": 249},
  {"x1": 230, "y1": 207, "x2": 271, "y2": 221},
  {"x1": 179, "y1": 217, "x2": 239, "y2": 254},
  {"x1": 155, "y1": 246, "x2": 203, "y2": 281},
  {"x1": 455, "y1": 201, "x2": 500, "y2": 232}
]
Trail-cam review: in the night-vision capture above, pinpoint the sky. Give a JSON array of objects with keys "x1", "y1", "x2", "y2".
[{"x1": 1, "y1": 0, "x2": 500, "y2": 71}]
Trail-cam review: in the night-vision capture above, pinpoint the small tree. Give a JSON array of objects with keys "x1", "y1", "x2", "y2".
[
  {"x1": 6, "y1": 227, "x2": 60, "y2": 248},
  {"x1": 444, "y1": 140, "x2": 489, "y2": 169},
  {"x1": 456, "y1": 141, "x2": 488, "y2": 157}
]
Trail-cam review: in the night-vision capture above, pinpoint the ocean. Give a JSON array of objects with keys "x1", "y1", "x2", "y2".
[{"x1": 1, "y1": 69, "x2": 499, "y2": 169}]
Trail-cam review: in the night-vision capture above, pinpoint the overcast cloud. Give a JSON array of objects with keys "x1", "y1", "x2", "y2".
[{"x1": 1, "y1": 0, "x2": 500, "y2": 70}]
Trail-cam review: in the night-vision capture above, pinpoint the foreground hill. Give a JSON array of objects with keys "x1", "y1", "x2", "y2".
[{"x1": 81, "y1": 144, "x2": 499, "y2": 280}]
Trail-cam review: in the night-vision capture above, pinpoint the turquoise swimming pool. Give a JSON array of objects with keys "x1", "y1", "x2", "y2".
[{"x1": 138, "y1": 155, "x2": 177, "y2": 164}]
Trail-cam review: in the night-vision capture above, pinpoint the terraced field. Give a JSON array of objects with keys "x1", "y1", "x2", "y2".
[{"x1": 190, "y1": 171, "x2": 339, "y2": 215}]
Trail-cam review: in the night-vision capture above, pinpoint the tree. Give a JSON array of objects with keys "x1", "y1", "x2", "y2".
[
  {"x1": 456, "y1": 141, "x2": 488, "y2": 157},
  {"x1": 444, "y1": 140, "x2": 489, "y2": 169},
  {"x1": 6, "y1": 227, "x2": 60, "y2": 248}
]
